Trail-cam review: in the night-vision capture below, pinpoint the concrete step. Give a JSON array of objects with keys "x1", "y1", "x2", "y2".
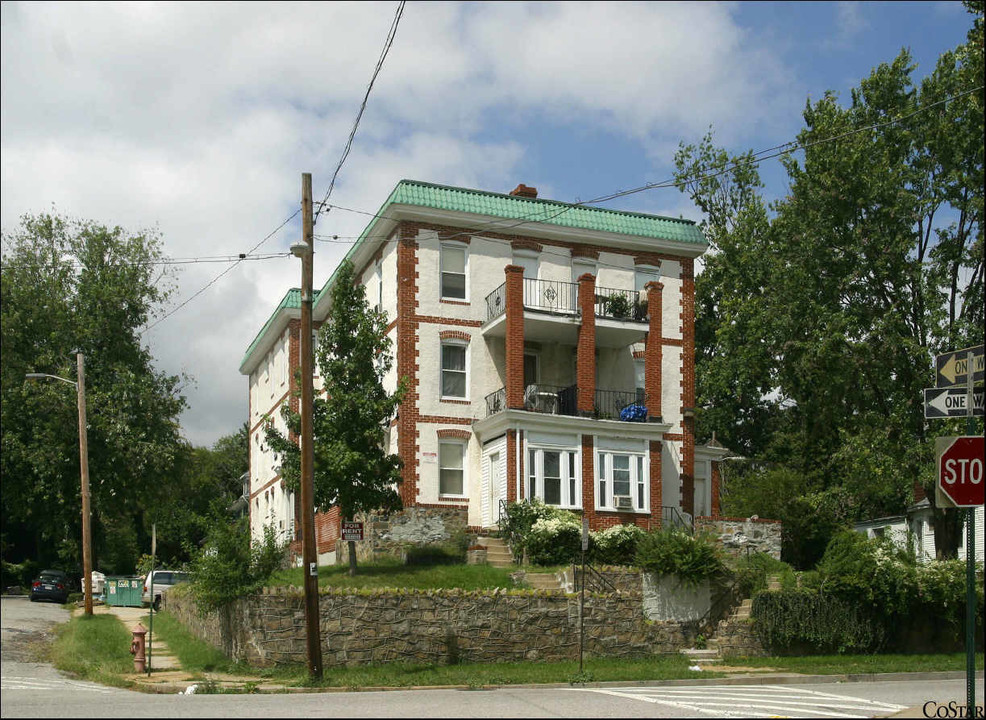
[
  {"x1": 525, "y1": 573, "x2": 562, "y2": 590},
  {"x1": 680, "y1": 648, "x2": 721, "y2": 664}
]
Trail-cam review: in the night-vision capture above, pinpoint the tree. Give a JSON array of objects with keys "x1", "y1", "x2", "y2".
[
  {"x1": 266, "y1": 259, "x2": 404, "y2": 575},
  {"x1": 1, "y1": 212, "x2": 187, "y2": 574},
  {"x1": 676, "y1": 3, "x2": 983, "y2": 561}
]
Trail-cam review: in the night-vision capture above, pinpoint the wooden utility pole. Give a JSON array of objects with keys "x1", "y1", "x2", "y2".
[
  {"x1": 76, "y1": 353, "x2": 94, "y2": 616},
  {"x1": 299, "y1": 173, "x2": 323, "y2": 679}
]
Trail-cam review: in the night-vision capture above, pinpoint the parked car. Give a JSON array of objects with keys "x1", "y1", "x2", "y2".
[
  {"x1": 30, "y1": 569, "x2": 69, "y2": 604},
  {"x1": 142, "y1": 570, "x2": 191, "y2": 610}
]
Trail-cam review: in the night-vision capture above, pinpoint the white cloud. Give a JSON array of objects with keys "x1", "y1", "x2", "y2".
[{"x1": 2, "y1": 1, "x2": 800, "y2": 446}]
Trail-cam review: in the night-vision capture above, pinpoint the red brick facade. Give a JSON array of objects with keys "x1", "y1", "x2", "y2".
[
  {"x1": 504, "y1": 265, "x2": 526, "y2": 410},
  {"x1": 680, "y1": 258, "x2": 696, "y2": 516},
  {"x1": 645, "y1": 281, "x2": 664, "y2": 421}
]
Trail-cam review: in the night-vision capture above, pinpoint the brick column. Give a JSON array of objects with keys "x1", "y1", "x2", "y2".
[
  {"x1": 644, "y1": 281, "x2": 664, "y2": 422},
  {"x1": 649, "y1": 440, "x2": 663, "y2": 529},
  {"x1": 505, "y1": 265, "x2": 525, "y2": 410},
  {"x1": 396, "y1": 230, "x2": 420, "y2": 505},
  {"x1": 581, "y1": 434, "x2": 595, "y2": 527},
  {"x1": 577, "y1": 273, "x2": 597, "y2": 415}
]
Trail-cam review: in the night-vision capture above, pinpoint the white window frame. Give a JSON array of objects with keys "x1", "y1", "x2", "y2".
[
  {"x1": 526, "y1": 446, "x2": 580, "y2": 509},
  {"x1": 440, "y1": 340, "x2": 469, "y2": 400},
  {"x1": 438, "y1": 440, "x2": 468, "y2": 498},
  {"x1": 596, "y1": 451, "x2": 648, "y2": 512},
  {"x1": 440, "y1": 241, "x2": 469, "y2": 301}
]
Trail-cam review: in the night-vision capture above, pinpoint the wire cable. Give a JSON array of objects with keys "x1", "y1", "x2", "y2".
[
  {"x1": 314, "y1": 0, "x2": 406, "y2": 224},
  {"x1": 140, "y1": 208, "x2": 300, "y2": 335}
]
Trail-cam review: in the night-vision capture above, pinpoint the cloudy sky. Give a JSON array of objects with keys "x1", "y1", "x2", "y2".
[{"x1": 1, "y1": 1, "x2": 973, "y2": 447}]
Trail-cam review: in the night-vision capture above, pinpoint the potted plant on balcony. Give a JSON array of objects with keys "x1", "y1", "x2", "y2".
[{"x1": 604, "y1": 293, "x2": 632, "y2": 319}]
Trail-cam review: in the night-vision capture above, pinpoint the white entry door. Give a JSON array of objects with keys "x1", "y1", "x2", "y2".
[{"x1": 484, "y1": 452, "x2": 503, "y2": 527}]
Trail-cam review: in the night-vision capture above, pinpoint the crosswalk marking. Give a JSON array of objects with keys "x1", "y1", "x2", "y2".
[
  {"x1": 576, "y1": 684, "x2": 907, "y2": 718},
  {"x1": 1, "y1": 675, "x2": 121, "y2": 694}
]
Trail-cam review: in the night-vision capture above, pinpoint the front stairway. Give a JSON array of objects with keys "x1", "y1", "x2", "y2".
[
  {"x1": 680, "y1": 575, "x2": 780, "y2": 665},
  {"x1": 476, "y1": 536, "x2": 564, "y2": 591}
]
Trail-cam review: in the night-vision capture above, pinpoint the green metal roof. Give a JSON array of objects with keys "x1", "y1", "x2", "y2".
[
  {"x1": 382, "y1": 180, "x2": 706, "y2": 244},
  {"x1": 243, "y1": 179, "x2": 706, "y2": 371},
  {"x1": 241, "y1": 288, "x2": 301, "y2": 373}
]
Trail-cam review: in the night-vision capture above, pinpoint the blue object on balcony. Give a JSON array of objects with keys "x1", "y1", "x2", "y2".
[{"x1": 619, "y1": 404, "x2": 647, "y2": 422}]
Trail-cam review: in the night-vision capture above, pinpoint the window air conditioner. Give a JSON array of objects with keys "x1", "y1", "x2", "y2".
[{"x1": 614, "y1": 495, "x2": 633, "y2": 511}]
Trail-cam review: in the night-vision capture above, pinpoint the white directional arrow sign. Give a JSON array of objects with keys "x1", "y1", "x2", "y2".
[{"x1": 924, "y1": 387, "x2": 985, "y2": 418}]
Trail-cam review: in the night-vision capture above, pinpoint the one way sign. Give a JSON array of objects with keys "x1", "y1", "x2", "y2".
[{"x1": 924, "y1": 387, "x2": 985, "y2": 418}]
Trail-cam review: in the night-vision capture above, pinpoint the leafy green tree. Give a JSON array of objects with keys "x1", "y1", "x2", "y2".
[
  {"x1": 675, "y1": 5, "x2": 983, "y2": 561},
  {"x1": 1, "y1": 212, "x2": 187, "y2": 574},
  {"x1": 266, "y1": 259, "x2": 404, "y2": 575}
]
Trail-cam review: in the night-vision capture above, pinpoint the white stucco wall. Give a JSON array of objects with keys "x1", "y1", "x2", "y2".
[{"x1": 659, "y1": 260, "x2": 682, "y2": 340}]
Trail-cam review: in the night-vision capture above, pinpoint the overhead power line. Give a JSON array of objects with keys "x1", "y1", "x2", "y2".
[
  {"x1": 141, "y1": 208, "x2": 300, "y2": 335},
  {"x1": 314, "y1": 0, "x2": 406, "y2": 224}
]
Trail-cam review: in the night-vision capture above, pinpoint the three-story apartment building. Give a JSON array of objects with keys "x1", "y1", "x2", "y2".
[{"x1": 241, "y1": 180, "x2": 728, "y2": 558}]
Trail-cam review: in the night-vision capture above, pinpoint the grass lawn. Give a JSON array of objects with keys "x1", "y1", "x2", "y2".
[
  {"x1": 729, "y1": 652, "x2": 985, "y2": 675},
  {"x1": 146, "y1": 611, "x2": 243, "y2": 675},
  {"x1": 269, "y1": 560, "x2": 525, "y2": 591},
  {"x1": 281, "y1": 654, "x2": 715, "y2": 689},
  {"x1": 49, "y1": 612, "x2": 135, "y2": 688}
]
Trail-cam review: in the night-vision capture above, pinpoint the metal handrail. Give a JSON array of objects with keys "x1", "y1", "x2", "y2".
[
  {"x1": 697, "y1": 572, "x2": 743, "y2": 639},
  {"x1": 594, "y1": 286, "x2": 646, "y2": 322},
  {"x1": 485, "y1": 284, "x2": 506, "y2": 322},
  {"x1": 592, "y1": 388, "x2": 638, "y2": 420},
  {"x1": 573, "y1": 562, "x2": 620, "y2": 594},
  {"x1": 661, "y1": 506, "x2": 693, "y2": 532},
  {"x1": 523, "y1": 278, "x2": 579, "y2": 315},
  {"x1": 485, "y1": 388, "x2": 506, "y2": 417}
]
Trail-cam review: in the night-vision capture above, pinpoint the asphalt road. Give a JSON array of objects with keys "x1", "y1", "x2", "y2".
[{"x1": 2, "y1": 596, "x2": 982, "y2": 718}]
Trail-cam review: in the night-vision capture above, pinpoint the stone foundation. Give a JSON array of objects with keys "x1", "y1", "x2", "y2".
[
  {"x1": 714, "y1": 615, "x2": 766, "y2": 657},
  {"x1": 164, "y1": 586, "x2": 698, "y2": 668},
  {"x1": 336, "y1": 506, "x2": 471, "y2": 564},
  {"x1": 695, "y1": 517, "x2": 782, "y2": 560}
]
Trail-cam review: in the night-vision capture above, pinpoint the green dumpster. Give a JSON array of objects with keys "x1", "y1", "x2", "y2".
[{"x1": 105, "y1": 576, "x2": 143, "y2": 607}]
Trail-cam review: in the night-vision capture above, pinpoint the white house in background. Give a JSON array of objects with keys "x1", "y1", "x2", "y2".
[
  {"x1": 855, "y1": 500, "x2": 984, "y2": 563},
  {"x1": 239, "y1": 180, "x2": 729, "y2": 561}
]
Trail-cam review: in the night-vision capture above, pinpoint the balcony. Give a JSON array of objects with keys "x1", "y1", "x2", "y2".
[
  {"x1": 484, "y1": 385, "x2": 648, "y2": 421},
  {"x1": 483, "y1": 280, "x2": 648, "y2": 347}
]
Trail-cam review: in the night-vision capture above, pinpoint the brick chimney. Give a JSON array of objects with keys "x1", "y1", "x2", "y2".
[{"x1": 509, "y1": 183, "x2": 538, "y2": 199}]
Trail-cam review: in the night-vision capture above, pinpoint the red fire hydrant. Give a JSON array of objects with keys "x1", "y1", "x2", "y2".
[{"x1": 130, "y1": 623, "x2": 147, "y2": 673}]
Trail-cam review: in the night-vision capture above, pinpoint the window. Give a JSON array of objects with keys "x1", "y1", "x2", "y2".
[
  {"x1": 441, "y1": 243, "x2": 467, "y2": 300},
  {"x1": 571, "y1": 258, "x2": 596, "y2": 285},
  {"x1": 441, "y1": 342, "x2": 467, "y2": 398},
  {"x1": 513, "y1": 251, "x2": 539, "y2": 279},
  {"x1": 527, "y1": 447, "x2": 579, "y2": 507},
  {"x1": 524, "y1": 352, "x2": 539, "y2": 388},
  {"x1": 439, "y1": 441, "x2": 466, "y2": 496},
  {"x1": 634, "y1": 358, "x2": 646, "y2": 403},
  {"x1": 375, "y1": 260, "x2": 383, "y2": 311},
  {"x1": 597, "y1": 451, "x2": 647, "y2": 511},
  {"x1": 634, "y1": 264, "x2": 660, "y2": 294}
]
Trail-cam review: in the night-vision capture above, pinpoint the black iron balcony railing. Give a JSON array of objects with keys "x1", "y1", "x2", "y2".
[
  {"x1": 485, "y1": 284, "x2": 506, "y2": 322},
  {"x1": 485, "y1": 387, "x2": 506, "y2": 418},
  {"x1": 592, "y1": 388, "x2": 641, "y2": 420},
  {"x1": 484, "y1": 385, "x2": 648, "y2": 422},
  {"x1": 594, "y1": 286, "x2": 648, "y2": 322},
  {"x1": 523, "y1": 278, "x2": 579, "y2": 315}
]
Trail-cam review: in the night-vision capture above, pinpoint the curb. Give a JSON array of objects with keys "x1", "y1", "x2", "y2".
[{"x1": 128, "y1": 670, "x2": 983, "y2": 695}]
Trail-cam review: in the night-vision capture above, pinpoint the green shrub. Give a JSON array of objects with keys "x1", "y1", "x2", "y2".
[
  {"x1": 817, "y1": 530, "x2": 916, "y2": 618},
  {"x1": 634, "y1": 528, "x2": 725, "y2": 582},
  {"x1": 501, "y1": 499, "x2": 572, "y2": 563},
  {"x1": 589, "y1": 524, "x2": 645, "y2": 565},
  {"x1": 733, "y1": 552, "x2": 796, "y2": 598},
  {"x1": 404, "y1": 543, "x2": 465, "y2": 566},
  {"x1": 753, "y1": 590, "x2": 886, "y2": 653},
  {"x1": 189, "y1": 518, "x2": 287, "y2": 612},
  {"x1": 526, "y1": 514, "x2": 581, "y2": 566}
]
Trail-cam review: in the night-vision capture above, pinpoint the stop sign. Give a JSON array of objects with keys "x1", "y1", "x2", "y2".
[{"x1": 938, "y1": 436, "x2": 985, "y2": 508}]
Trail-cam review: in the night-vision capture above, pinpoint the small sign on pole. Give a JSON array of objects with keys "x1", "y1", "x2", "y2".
[
  {"x1": 936, "y1": 345, "x2": 984, "y2": 387},
  {"x1": 341, "y1": 522, "x2": 364, "y2": 542},
  {"x1": 924, "y1": 387, "x2": 984, "y2": 418}
]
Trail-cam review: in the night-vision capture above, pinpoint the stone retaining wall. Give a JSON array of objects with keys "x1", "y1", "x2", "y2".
[
  {"x1": 164, "y1": 586, "x2": 697, "y2": 668},
  {"x1": 714, "y1": 616, "x2": 766, "y2": 658},
  {"x1": 695, "y1": 517, "x2": 782, "y2": 560},
  {"x1": 336, "y1": 507, "x2": 471, "y2": 564}
]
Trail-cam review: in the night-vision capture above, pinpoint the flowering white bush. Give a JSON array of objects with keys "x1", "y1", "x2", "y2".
[
  {"x1": 527, "y1": 511, "x2": 581, "y2": 566},
  {"x1": 590, "y1": 523, "x2": 645, "y2": 565}
]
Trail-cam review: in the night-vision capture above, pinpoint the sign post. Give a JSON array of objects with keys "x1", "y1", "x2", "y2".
[{"x1": 932, "y1": 346, "x2": 983, "y2": 718}]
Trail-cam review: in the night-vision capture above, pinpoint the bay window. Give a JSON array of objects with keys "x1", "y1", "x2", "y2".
[
  {"x1": 597, "y1": 451, "x2": 647, "y2": 511},
  {"x1": 526, "y1": 447, "x2": 579, "y2": 508}
]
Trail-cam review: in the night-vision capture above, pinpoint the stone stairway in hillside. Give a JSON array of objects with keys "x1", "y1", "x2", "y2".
[
  {"x1": 681, "y1": 574, "x2": 780, "y2": 665},
  {"x1": 476, "y1": 536, "x2": 564, "y2": 591}
]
